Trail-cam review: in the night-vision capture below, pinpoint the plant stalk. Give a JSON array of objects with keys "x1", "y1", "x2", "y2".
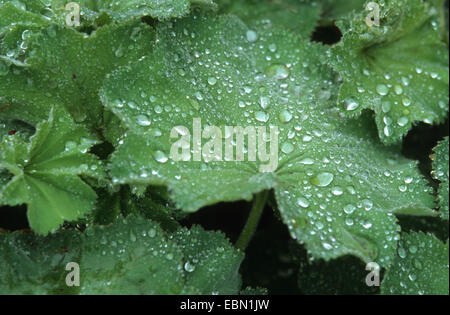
[{"x1": 235, "y1": 190, "x2": 269, "y2": 251}]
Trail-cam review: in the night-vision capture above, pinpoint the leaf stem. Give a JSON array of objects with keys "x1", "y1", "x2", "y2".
[{"x1": 235, "y1": 190, "x2": 269, "y2": 251}]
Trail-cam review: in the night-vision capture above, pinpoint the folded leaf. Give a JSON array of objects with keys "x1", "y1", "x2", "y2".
[
  {"x1": 329, "y1": 0, "x2": 449, "y2": 143},
  {"x1": 0, "y1": 107, "x2": 104, "y2": 234}
]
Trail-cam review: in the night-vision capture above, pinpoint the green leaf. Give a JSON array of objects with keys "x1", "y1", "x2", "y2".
[
  {"x1": 217, "y1": 0, "x2": 320, "y2": 38},
  {"x1": 102, "y1": 14, "x2": 434, "y2": 266},
  {"x1": 0, "y1": 107, "x2": 104, "y2": 234},
  {"x1": 173, "y1": 225, "x2": 244, "y2": 294},
  {"x1": 329, "y1": 0, "x2": 449, "y2": 143},
  {"x1": 432, "y1": 137, "x2": 449, "y2": 220},
  {"x1": 1, "y1": 0, "x2": 217, "y2": 28},
  {"x1": 0, "y1": 19, "x2": 155, "y2": 131},
  {"x1": 381, "y1": 232, "x2": 449, "y2": 295},
  {"x1": 318, "y1": 0, "x2": 366, "y2": 21},
  {"x1": 0, "y1": 1, "x2": 50, "y2": 34},
  {"x1": 0, "y1": 216, "x2": 243, "y2": 294}
]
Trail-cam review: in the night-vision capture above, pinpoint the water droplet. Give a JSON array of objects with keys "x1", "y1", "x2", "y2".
[
  {"x1": 402, "y1": 97, "x2": 411, "y2": 106},
  {"x1": 136, "y1": 114, "x2": 151, "y2": 126},
  {"x1": 297, "y1": 197, "x2": 310, "y2": 208},
  {"x1": 376, "y1": 84, "x2": 389, "y2": 96},
  {"x1": 129, "y1": 230, "x2": 136, "y2": 242},
  {"x1": 148, "y1": 228, "x2": 156, "y2": 237},
  {"x1": 184, "y1": 261, "x2": 195, "y2": 273},
  {"x1": 344, "y1": 97, "x2": 359, "y2": 111},
  {"x1": 343, "y1": 204, "x2": 356, "y2": 214},
  {"x1": 331, "y1": 186, "x2": 343, "y2": 196},
  {"x1": 207, "y1": 77, "x2": 217, "y2": 86},
  {"x1": 115, "y1": 45, "x2": 124, "y2": 57},
  {"x1": 299, "y1": 158, "x2": 314, "y2": 165},
  {"x1": 255, "y1": 111, "x2": 269, "y2": 122},
  {"x1": 398, "y1": 247, "x2": 407, "y2": 259},
  {"x1": 281, "y1": 142, "x2": 294, "y2": 154},
  {"x1": 394, "y1": 85, "x2": 403, "y2": 95},
  {"x1": 246, "y1": 30, "x2": 258, "y2": 42},
  {"x1": 153, "y1": 150, "x2": 168, "y2": 163},
  {"x1": 397, "y1": 116, "x2": 409, "y2": 127},
  {"x1": 381, "y1": 101, "x2": 391, "y2": 113},
  {"x1": 311, "y1": 172, "x2": 334, "y2": 187},
  {"x1": 279, "y1": 110, "x2": 292, "y2": 123},
  {"x1": 322, "y1": 242, "x2": 333, "y2": 250},
  {"x1": 265, "y1": 64, "x2": 289, "y2": 80},
  {"x1": 65, "y1": 141, "x2": 77, "y2": 151},
  {"x1": 259, "y1": 96, "x2": 270, "y2": 109}
]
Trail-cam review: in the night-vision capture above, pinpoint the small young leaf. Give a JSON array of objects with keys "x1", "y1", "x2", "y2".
[
  {"x1": 432, "y1": 137, "x2": 449, "y2": 220},
  {"x1": 0, "y1": 107, "x2": 104, "y2": 234},
  {"x1": 329, "y1": 0, "x2": 449, "y2": 143},
  {"x1": 381, "y1": 232, "x2": 449, "y2": 295}
]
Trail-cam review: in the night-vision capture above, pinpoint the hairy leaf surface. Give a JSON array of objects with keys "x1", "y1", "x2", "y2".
[
  {"x1": 329, "y1": 0, "x2": 449, "y2": 143},
  {"x1": 0, "y1": 216, "x2": 243, "y2": 294},
  {"x1": 381, "y1": 232, "x2": 449, "y2": 295},
  {"x1": 102, "y1": 14, "x2": 434, "y2": 265},
  {"x1": 432, "y1": 137, "x2": 449, "y2": 220}
]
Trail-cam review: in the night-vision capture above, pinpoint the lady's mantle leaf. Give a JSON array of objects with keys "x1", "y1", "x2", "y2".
[
  {"x1": 0, "y1": 216, "x2": 243, "y2": 294},
  {"x1": 0, "y1": 1, "x2": 50, "y2": 34},
  {"x1": 0, "y1": 107, "x2": 104, "y2": 234},
  {"x1": 381, "y1": 232, "x2": 449, "y2": 295},
  {"x1": 0, "y1": 19, "x2": 155, "y2": 130},
  {"x1": 0, "y1": 0, "x2": 216, "y2": 28},
  {"x1": 217, "y1": 0, "x2": 320, "y2": 38},
  {"x1": 329, "y1": 0, "x2": 449, "y2": 144},
  {"x1": 432, "y1": 137, "x2": 449, "y2": 220},
  {"x1": 101, "y1": 14, "x2": 435, "y2": 266},
  {"x1": 318, "y1": 0, "x2": 367, "y2": 20}
]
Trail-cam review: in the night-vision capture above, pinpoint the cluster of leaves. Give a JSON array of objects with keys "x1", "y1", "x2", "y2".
[{"x1": 0, "y1": 0, "x2": 448, "y2": 294}]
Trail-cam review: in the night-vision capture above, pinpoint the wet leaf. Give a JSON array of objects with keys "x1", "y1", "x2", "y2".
[
  {"x1": 0, "y1": 216, "x2": 243, "y2": 294},
  {"x1": 432, "y1": 137, "x2": 449, "y2": 220},
  {"x1": 381, "y1": 232, "x2": 449, "y2": 295},
  {"x1": 329, "y1": 0, "x2": 449, "y2": 143},
  {"x1": 102, "y1": 14, "x2": 434, "y2": 266},
  {"x1": 0, "y1": 18, "x2": 155, "y2": 131}
]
